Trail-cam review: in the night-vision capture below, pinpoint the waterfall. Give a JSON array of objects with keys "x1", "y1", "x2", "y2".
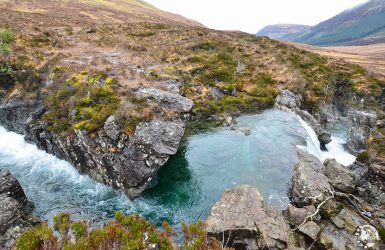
[{"x1": 297, "y1": 116, "x2": 356, "y2": 166}]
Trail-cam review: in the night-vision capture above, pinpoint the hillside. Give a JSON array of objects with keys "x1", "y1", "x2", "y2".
[
  {"x1": 257, "y1": 0, "x2": 385, "y2": 46},
  {"x1": 256, "y1": 24, "x2": 311, "y2": 40},
  {"x1": 0, "y1": 0, "x2": 202, "y2": 27}
]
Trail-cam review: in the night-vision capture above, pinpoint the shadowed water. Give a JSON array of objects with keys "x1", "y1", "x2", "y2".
[{"x1": 0, "y1": 109, "x2": 354, "y2": 227}]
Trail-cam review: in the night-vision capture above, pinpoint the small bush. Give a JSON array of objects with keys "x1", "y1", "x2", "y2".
[{"x1": 16, "y1": 212, "x2": 230, "y2": 250}]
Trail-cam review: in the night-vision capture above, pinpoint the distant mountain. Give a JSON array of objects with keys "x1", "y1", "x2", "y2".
[
  {"x1": 256, "y1": 24, "x2": 311, "y2": 40},
  {"x1": 0, "y1": 0, "x2": 203, "y2": 27},
  {"x1": 256, "y1": 0, "x2": 385, "y2": 46}
]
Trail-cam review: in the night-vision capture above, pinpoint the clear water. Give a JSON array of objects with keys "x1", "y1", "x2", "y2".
[{"x1": 0, "y1": 109, "x2": 355, "y2": 227}]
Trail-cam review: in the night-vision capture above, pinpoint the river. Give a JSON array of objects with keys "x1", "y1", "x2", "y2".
[{"x1": 0, "y1": 109, "x2": 355, "y2": 227}]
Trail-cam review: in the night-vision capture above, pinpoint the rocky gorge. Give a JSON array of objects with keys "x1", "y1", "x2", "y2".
[{"x1": 0, "y1": 1, "x2": 385, "y2": 248}]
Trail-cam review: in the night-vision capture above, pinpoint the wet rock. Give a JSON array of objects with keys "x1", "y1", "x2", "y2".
[
  {"x1": 0, "y1": 170, "x2": 27, "y2": 206},
  {"x1": 206, "y1": 185, "x2": 288, "y2": 250},
  {"x1": 296, "y1": 110, "x2": 332, "y2": 150},
  {"x1": 238, "y1": 127, "x2": 251, "y2": 136},
  {"x1": 0, "y1": 170, "x2": 37, "y2": 249},
  {"x1": 0, "y1": 99, "x2": 37, "y2": 134},
  {"x1": 290, "y1": 149, "x2": 333, "y2": 207},
  {"x1": 136, "y1": 87, "x2": 194, "y2": 112},
  {"x1": 347, "y1": 110, "x2": 377, "y2": 154},
  {"x1": 298, "y1": 221, "x2": 320, "y2": 241},
  {"x1": 323, "y1": 158, "x2": 356, "y2": 193},
  {"x1": 275, "y1": 90, "x2": 332, "y2": 149}
]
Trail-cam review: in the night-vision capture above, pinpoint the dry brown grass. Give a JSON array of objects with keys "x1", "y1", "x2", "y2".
[{"x1": 287, "y1": 42, "x2": 385, "y2": 77}]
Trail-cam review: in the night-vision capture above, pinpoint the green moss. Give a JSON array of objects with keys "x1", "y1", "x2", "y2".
[
  {"x1": 379, "y1": 228, "x2": 385, "y2": 243},
  {"x1": 44, "y1": 71, "x2": 120, "y2": 133},
  {"x1": 16, "y1": 223, "x2": 56, "y2": 250}
]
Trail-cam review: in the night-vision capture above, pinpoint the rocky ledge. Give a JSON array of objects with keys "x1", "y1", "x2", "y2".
[
  {"x1": 0, "y1": 170, "x2": 39, "y2": 249},
  {"x1": 0, "y1": 87, "x2": 193, "y2": 199},
  {"x1": 207, "y1": 149, "x2": 385, "y2": 249},
  {"x1": 275, "y1": 90, "x2": 378, "y2": 154}
]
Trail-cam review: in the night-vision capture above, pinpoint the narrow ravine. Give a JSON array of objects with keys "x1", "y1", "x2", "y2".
[{"x1": 0, "y1": 109, "x2": 355, "y2": 227}]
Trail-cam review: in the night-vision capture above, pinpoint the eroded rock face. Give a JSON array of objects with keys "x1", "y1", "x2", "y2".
[
  {"x1": 26, "y1": 118, "x2": 186, "y2": 199},
  {"x1": 347, "y1": 110, "x2": 377, "y2": 155},
  {"x1": 206, "y1": 185, "x2": 288, "y2": 250},
  {"x1": 0, "y1": 99, "x2": 37, "y2": 134},
  {"x1": 0, "y1": 170, "x2": 37, "y2": 249},
  {"x1": 275, "y1": 90, "x2": 332, "y2": 149},
  {"x1": 324, "y1": 158, "x2": 357, "y2": 193},
  {"x1": 290, "y1": 149, "x2": 333, "y2": 207}
]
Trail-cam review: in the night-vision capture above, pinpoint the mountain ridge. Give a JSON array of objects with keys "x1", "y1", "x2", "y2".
[
  {"x1": 0, "y1": 0, "x2": 203, "y2": 27},
  {"x1": 256, "y1": 0, "x2": 385, "y2": 46}
]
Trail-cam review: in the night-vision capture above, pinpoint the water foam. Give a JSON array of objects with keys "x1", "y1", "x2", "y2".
[{"x1": 297, "y1": 116, "x2": 356, "y2": 166}]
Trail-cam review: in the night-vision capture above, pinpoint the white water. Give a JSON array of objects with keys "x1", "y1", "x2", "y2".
[
  {"x1": 0, "y1": 109, "x2": 356, "y2": 225},
  {"x1": 298, "y1": 116, "x2": 356, "y2": 166}
]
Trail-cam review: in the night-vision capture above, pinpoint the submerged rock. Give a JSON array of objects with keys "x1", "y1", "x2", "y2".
[{"x1": 206, "y1": 185, "x2": 288, "y2": 250}]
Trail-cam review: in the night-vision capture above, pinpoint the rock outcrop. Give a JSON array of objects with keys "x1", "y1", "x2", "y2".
[
  {"x1": 206, "y1": 185, "x2": 288, "y2": 250},
  {"x1": 347, "y1": 110, "x2": 377, "y2": 154},
  {"x1": 288, "y1": 152, "x2": 383, "y2": 249},
  {"x1": 0, "y1": 99, "x2": 37, "y2": 134},
  {"x1": 290, "y1": 149, "x2": 333, "y2": 207},
  {"x1": 324, "y1": 158, "x2": 357, "y2": 193},
  {"x1": 0, "y1": 170, "x2": 38, "y2": 249},
  {"x1": 275, "y1": 90, "x2": 332, "y2": 149},
  {"x1": 0, "y1": 87, "x2": 193, "y2": 199}
]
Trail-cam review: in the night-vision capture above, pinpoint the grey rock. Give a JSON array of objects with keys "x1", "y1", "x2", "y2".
[
  {"x1": 0, "y1": 99, "x2": 37, "y2": 134},
  {"x1": 206, "y1": 185, "x2": 288, "y2": 250},
  {"x1": 298, "y1": 221, "x2": 320, "y2": 241},
  {"x1": 26, "y1": 118, "x2": 186, "y2": 199},
  {"x1": 137, "y1": 87, "x2": 194, "y2": 112},
  {"x1": 0, "y1": 170, "x2": 27, "y2": 206},
  {"x1": 347, "y1": 110, "x2": 377, "y2": 154},
  {"x1": 296, "y1": 109, "x2": 332, "y2": 149},
  {"x1": 290, "y1": 149, "x2": 333, "y2": 207},
  {"x1": 212, "y1": 87, "x2": 225, "y2": 99},
  {"x1": 238, "y1": 127, "x2": 251, "y2": 136},
  {"x1": 0, "y1": 170, "x2": 36, "y2": 249},
  {"x1": 324, "y1": 158, "x2": 356, "y2": 193},
  {"x1": 104, "y1": 116, "x2": 120, "y2": 141},
  {"x1": 275, "y1": 90, "x2": 332, "y2": 148},
  {"x1": 376, "y1": 120, "x2": 385, "y2": 129},
  {"x1": 369, "y1": 163, "x2": 385, "y2": 179},
  {"x1": 275, "y1": 90, "x2": 302, "y2": 110},
  {"x1": 285, "y1": 205, "x2": 318, "y2": 226}
]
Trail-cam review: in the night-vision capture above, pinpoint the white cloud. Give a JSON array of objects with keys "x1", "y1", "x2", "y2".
[{"x1": 145, "y1": 0, "x2": 369, "y2": 33}]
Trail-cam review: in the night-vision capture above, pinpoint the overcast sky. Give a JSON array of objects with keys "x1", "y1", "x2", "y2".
[{"x1": 145, "y1": 0, "x2": 368, "y2": 33}]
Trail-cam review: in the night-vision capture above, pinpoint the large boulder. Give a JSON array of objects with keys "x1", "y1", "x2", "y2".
[
  {"x1": 136, "y1": 87, "x2": 194, "y2": 112},
  {"x1": 290, "y1": 149, "x2": 333, "y2": 207},
  {"x1": 206, "y1": 185, "x2": 288, "y2": 250},
  {"x1": 323, "y1": 158, "x2": 357, "y2": 193},
  {"x1": 0, "y1": 170, "x2": 37, "y2": 249},
  {"x1": 347, "y1": 110, "x2": 377, "y2": 154},
  {"x1": 25, "y1": 88, "x2": 194, "y2": 199}
]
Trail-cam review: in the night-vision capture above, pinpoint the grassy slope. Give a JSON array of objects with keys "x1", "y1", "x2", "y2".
[
  {"x1": 0, "y1": 2, "x2": 383, "y2": 135},
  {"x1": 295, "y1": 11, "x2": 385, "y2": 46}
]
